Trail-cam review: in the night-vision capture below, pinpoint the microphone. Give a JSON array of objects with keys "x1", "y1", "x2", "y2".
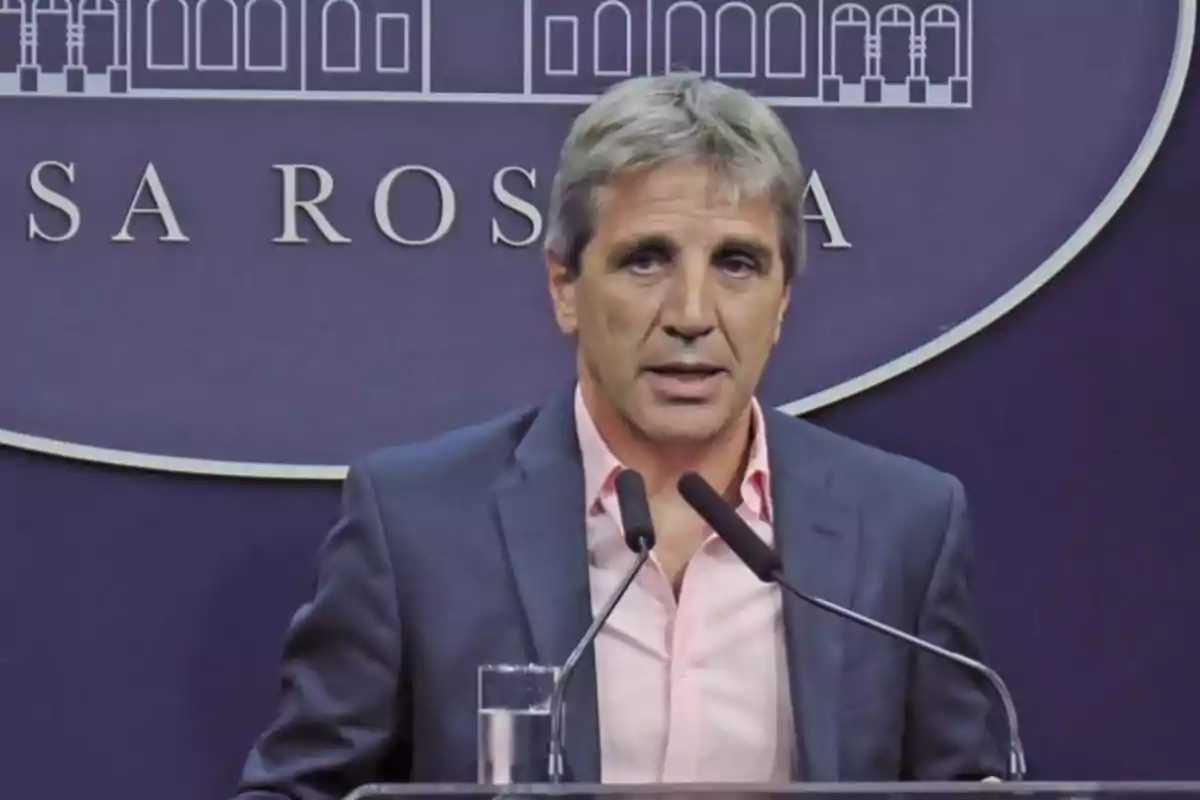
[
  {"x1": 547, "y1": 468, "x2": 656, "y2": 783},
  {"x1": 676, "y1": 472, "x2": 1027, "y2": 782}
]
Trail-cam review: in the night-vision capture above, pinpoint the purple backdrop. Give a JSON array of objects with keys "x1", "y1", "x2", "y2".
[
  {"x1": 1, "y1": 7, "x2": 1199, "y2": 800},
  {"x1": 0, "y1": 0, "x2": 1184, "y2": 467}
]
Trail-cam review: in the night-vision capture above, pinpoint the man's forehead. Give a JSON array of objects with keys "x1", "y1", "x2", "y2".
[
  {"x1": 597, "y1": 161, "x2": 767, "y2": 208},
  {"x1": 592, "y1": 163, "x2": 777, "y2": 238}
]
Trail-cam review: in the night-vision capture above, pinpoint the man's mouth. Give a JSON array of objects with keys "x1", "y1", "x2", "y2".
[
  {"x1": 644, "y1": 363, "x2": 726, "y2": 379},
  {"x1": 642, "y1": 363, "x2": 728, "y2": 400}
]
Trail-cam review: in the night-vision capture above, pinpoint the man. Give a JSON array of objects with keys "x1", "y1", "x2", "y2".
[{"x1": 233, "y1": 74, "x2": 1004, "y2": 799}]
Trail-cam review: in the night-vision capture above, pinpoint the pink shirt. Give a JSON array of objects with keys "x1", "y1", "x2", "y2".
[{"x1": 574, "y1": 387, "x2": 795, "y2": 783}]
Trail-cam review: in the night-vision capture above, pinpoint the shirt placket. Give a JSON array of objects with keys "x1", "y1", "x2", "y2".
[{"x1": 659, "y1": 544, "x2": 711, "y2": 782}]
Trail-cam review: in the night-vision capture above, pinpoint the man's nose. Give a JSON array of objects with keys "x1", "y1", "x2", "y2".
[{"x1": 662, "y1": 261, "x2": 716, "y2": 342}]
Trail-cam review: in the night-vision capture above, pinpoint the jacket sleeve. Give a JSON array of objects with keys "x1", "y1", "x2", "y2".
[
  {"x1": 233, "y1": 461, "x2": 410, "y2": 800},
  {"x1": 902, "y1": 475, "x2": 1008, "y2": 780}
]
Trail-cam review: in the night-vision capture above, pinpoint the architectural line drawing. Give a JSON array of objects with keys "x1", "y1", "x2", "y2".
[
  {"x1": 765, "y1": 3, "x2": 808, "y2": 79},
  {"x1": 81, "y1": 0, "x2": 121, "y2": 76},
  {"x1": 665, "y1": 2, "x2": 707, "y2": 77},
  {"x1": 0, "y1": 0, "x2": 973, "y2": 108},
  {"x1": 244, "y1": 0, "x2": 286, "y2": 73},
  {"x1": 830, "y1": 2, "x2": 868, "y2": 82},
  {"x1": 923, "y1": 3, "x2": 962, "y2": 78},
  {"x1": 715, "y1": 2, "x2": 756, "y2": 79},
  {"x1": 147, "y1": 0, "x2": 188, "y2": 71},
  {"x1": 196, "y1": 0, "x2": 238, "y2": 72},
  {"x1": 593, "y1": 0, "x2": 632, "y2": 77},
  {"x1": 321, "y1": 0, "x2": 360, "y2": 73},
  {"x1": 544, "y1": 15, "x2": 578, "y2": 77},
  {"x1": 376, "y1": 12, "x2": 410, "y2": 74}
]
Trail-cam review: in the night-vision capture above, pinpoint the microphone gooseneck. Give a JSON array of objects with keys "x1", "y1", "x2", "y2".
[
  {"x1": 765, "y1": 567, "x2": 1027, "y2": 781},
  {"x1": 547, "y1": 469, "x2": 656, "y2": 783},
  {"x1": 676, "y1": 471, "x2": 1027, "y2": 782}
]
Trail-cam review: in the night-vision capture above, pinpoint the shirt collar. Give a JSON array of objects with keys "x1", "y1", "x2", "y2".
[{"x1": 573, "y1": 384, "x2": 773, "y2": 524}]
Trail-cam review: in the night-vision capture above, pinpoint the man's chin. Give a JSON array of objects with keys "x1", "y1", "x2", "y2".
[{"x1": 634, "y1": 403, "x2": 734, "y2": 444}]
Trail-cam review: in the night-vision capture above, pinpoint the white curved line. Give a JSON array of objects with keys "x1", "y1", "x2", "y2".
[
  {"x1": 0, "y1": 428, "x2": 347, "y2": 480},
  {"x1": 0, "y1": 0, "x2": 1193, "y2": 482},
  {"x1": 779, "y1": 0, "x2": 1195, "y2": 417}
]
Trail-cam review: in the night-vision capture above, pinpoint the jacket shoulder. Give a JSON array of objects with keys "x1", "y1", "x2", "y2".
[
  {"x1": 351, "y1": 404, "x2": 539, "y2": 495},
  {"x1": 768, "y1": 412, "x2": 970, "y2": 601},
  {"x1": 767, "y1": 409, "x2": 964, "y2": 508}
]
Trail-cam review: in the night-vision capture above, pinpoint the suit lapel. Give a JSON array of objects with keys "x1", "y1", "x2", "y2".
[
  {"x1": 765, "y1": 411, "x2": 861, "y2": 782},
  {"x1": 492, "y1": 389, "x2": 601, "y2": 782}
]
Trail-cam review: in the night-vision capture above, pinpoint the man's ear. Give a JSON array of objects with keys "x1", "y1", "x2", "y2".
[{"x1": 547, "y1": 251, "x2": 579, "y2": 335}]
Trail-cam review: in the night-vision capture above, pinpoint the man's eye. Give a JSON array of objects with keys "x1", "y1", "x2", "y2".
[
  {"x1": 621, "y1": 249, "x2": 668, "y2": 274},
  {"x1": 719, "y1": 254, "x2": 763, "y2": 276}
]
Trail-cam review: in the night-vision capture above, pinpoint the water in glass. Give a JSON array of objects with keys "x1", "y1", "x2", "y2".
[{"x1": 476, "y1": 664, "x2": 560, "y2": 785}]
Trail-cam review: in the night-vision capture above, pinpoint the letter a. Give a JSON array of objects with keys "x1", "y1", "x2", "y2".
[
  {"x1": 112, "y1": 163, "x2": 190, "y2": 243},
  {"x1": 804, "y1": 170, "x2": 851, "y2": 250}
]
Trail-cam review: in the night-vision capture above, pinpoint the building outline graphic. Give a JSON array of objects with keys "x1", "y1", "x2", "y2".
[
  {"x1": 544, "y1": 14, "x2": 579, "y2": 77},
  {"x1": 714, "y1": 3, "x2": 752, "y2": 79},
  {"x1": 243, "y1": 0, "x2": 286, "y2": 73},
  {"x1": 147, "y1": 0, "x2": 187, "y2": 71},
  {"x1": 0, "y1": 0, "x2": 973, "y2": 107},
  {"x1": 593, "y1": 0, "x2": 633, "y2": 77}
]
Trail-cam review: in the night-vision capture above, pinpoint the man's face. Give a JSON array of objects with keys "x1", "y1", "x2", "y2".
[{"x1": 548, "y1": 160, "x2": 791, "y2": 445}]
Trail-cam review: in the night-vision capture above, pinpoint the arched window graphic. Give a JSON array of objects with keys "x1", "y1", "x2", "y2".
[
  {"x1": 245, "y1": 0, "x2": 287, "y2": 72},
  {"x1": 665, "y1": 1, "x2": 706, "y2": 75},
  {"x1": 0, "y1": 0, "x2": 25, "y2": 73},
  {"x1": 593, "y1": 0, "x2": 632, "y2": 77},
  {"x1": 765, "y1": 2, "x2": 806, "y2": 79},
  {"x1": 197, "y1": 0, "x2": 237, "y2": 71},
  {"x1": 80, "y1": 0, "x2": 120, "y2": 73},
  {"x1": 147, "y1": 0, "x2": 188, "y2": 70},
  {"x1": 830, "y1": 2, "x2": 869, "y2": 83},
  {"x1": 876, "y1": 3, "x2": 914, "y2": 82},
  {"x1": 322, "y1": 0, "x2": 360, "y2": 73},
  {"x1": 715, "y1": 3, "x2": 755, "y2": 78},
  {"x1": 921, "y1": 3, "x2": 962, "y2": 81},
  {"x1": 34, "y1": 0, "x2": 70, "y2": 73}
]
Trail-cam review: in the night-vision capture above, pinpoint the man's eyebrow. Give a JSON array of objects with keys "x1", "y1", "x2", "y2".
[
  {"x1": 714, "y1": 236, "x2": 774, "y2": 262},
  {"x1": 608, "y1": 234, "x2": 677, "y2": 262}
]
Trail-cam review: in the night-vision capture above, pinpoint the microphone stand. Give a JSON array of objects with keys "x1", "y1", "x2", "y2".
[
  {"x1": 770, "y1": 568, "x2": 1027, "y2": 781},
  {"x1": 547, "y1": 541, "x2": 652, "y2": 783}
]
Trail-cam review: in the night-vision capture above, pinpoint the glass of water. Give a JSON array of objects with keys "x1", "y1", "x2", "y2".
[{"x1": 476, "y1": 663, "x2": 560, "y2": 785}]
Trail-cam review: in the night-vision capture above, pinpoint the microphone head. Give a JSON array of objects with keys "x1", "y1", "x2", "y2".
[
  {"x1": 614, "y1": 469, "x2": 656, "y2": 553},
  {"x1": 677, "y1": 472, "x2": 781, "y2": 582}
]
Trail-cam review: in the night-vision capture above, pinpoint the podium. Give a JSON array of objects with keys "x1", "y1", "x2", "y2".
[{"x1": 341, "y1": 783, "x2": 1200, "y2": 800}]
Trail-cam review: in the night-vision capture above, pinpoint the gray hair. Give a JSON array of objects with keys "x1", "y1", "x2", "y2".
[{"x1": 545, "y1": 73, "x2": 807, "y2": 282}]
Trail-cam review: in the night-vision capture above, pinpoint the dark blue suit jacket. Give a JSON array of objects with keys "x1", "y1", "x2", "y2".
[{"x1": 235, "y1": 388, "x2": 1003, "y2": 799}]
